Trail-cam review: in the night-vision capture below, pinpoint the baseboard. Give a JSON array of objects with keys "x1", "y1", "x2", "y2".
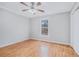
[
  {"x1": 1, "y1": 37, "x2": 78, "y2": 55},
  {"x1": 70, "y1": 44, "x2": 79, "y2": 55},
  {"x1": 0, "y1": 38, "x2": 70, "y2": 48},
  {"x1": 31, "y1": 38, "x2": 79, "y2": 55},
  {"x1": 30, "y1": 38, "x2": 70, "y2": 46},
  {"x1": 0, "y1": 38, "x2": 29, "y2": 48}
]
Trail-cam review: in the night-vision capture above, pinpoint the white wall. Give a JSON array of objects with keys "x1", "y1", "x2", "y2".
[
  {"x1": 31, "y1": 12, "x2": 70, "y2": 44},
  {"x1": 0, "y1": 8, "x2": 30, "y2": 47},
  {"x1": 70, "y1": 2, "x2": 79, "y2": 55},
  {"x1": 0, "y1": 8, "x2": 70, "y2": 47}
]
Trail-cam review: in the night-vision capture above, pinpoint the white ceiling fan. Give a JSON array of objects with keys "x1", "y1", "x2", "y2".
[{"x1": 20, "y1": 2, "x2": 45, "y2": 15}]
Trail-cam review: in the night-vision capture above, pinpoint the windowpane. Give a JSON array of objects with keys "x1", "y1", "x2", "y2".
[{"x1": 41, "y1": 20, "x2": 48, "y2": 35}]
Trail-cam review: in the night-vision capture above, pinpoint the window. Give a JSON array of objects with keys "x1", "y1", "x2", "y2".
[{"x1": 41, "y1": 19, "x2": 48, "y2": 35}]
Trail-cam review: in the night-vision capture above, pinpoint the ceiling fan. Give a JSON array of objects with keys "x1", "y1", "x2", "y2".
[{"x1": 20, "y1": 2, "x2": 45, "y2": 14}]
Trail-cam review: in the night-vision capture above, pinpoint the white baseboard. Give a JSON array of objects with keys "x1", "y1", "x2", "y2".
[
  {"x1": 0, "y1": 37, "x2": 70, "y2": 48},
  {"x1": 31, "y1": 38, "x2": 70, "y2": 46},
  {"x1": 70, "y1": 44, "x2": 79, "y2": 55},
  {"x1": 1, "y1": 37, "x2": 78, "y2": 55},
  {"x1": 31, "y1": 38, "x2": 79, "y2": 55},
  {"x1": 0, "y1": 38, "x2": 29, "y2": 48}
]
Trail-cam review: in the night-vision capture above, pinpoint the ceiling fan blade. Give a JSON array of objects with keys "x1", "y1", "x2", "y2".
[
  {"x1": 22, "y1": 9, "x2": 29, "y2": 11},
  {"x1": 20, "y1": 2, "x2": 28, "y2": 6},
  {"x1": 37, "y1": 2, "x2": 41, "y2": 6},
  {"x1": 37, "y1": 9, "x2": 44, "y2": 12}
]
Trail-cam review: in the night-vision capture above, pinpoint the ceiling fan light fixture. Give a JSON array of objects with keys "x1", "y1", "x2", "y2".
[
  {"x1": 20, "y1": 2, "x2": 44, "y2": 15},
  {"x1": 28, "y1": 9, "x2": 36, "y2": 14}
]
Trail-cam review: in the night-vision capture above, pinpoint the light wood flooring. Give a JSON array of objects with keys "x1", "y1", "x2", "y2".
[{"x1": 0, "y1": 39, "x2": 78, "y2": 57}]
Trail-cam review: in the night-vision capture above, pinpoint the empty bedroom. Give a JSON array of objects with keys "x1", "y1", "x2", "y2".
[{"x1": 0, "y1": 2, "x2": 79, "y2": 57}]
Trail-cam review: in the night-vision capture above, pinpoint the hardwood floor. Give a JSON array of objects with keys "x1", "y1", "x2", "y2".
[{"x1": 0, "y1": 39, "x2": 78, "y2": 57}]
